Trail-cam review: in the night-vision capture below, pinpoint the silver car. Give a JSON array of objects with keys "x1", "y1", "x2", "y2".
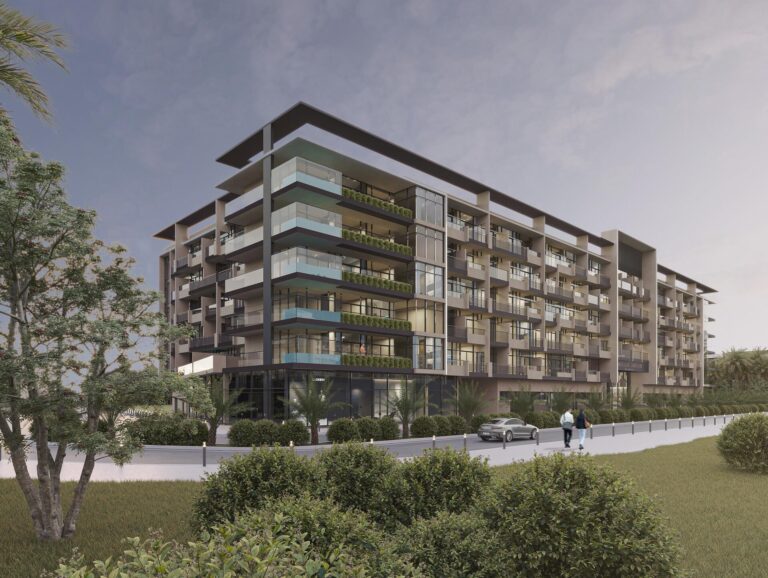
[{"x1": 477, "y1": 417, "x2": 538, "y2": 442}]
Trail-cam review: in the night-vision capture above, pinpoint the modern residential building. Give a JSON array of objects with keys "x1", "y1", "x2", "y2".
[{"x1": 156, "y1": 102, "x2": 715, "y2": 418}]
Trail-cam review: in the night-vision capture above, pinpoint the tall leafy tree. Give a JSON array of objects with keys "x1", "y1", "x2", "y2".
[
  {"x1": 201, "y1": 377, "x2": 252, "y2": 446},
  {"x1": 0, "y1": 2, "x2": 67, "y2": 121},
  {"x1": 283, "y1": 374, "x2": 346, "y2": 445},
  {"x1": 0, "y1": 119, "x2": 210, "y2": 541}
]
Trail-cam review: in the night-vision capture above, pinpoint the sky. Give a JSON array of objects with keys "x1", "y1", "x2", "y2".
[{"x1": 11, "y1": 0, "x2": 768, "y2": 352}]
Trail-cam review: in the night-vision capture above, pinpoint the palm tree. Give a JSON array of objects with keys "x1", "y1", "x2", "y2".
[
  {"x1": 203, "y1": 379, "x2": 252, "y2": 446},
  {"x1": 283, "y1": 375, "x2": 347, "y2": 445},
  {"x1": 453, "y1": 380, "x2": 487, "y2": 424},
  {"x1": 390, "y1": 381, "x2": 427, "y2": 439},
  {"x1": 0, "y1": 3, "x2": 67, "y2": 121},
  {"x1": 509, "y1": 387, "x2": 535, "y2": 416}
]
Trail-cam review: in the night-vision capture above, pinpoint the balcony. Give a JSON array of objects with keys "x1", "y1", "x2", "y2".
[
  {"x1": 547, "y1": 341, "x2": 574, "y2": 354},
  {"x1": 274, "y1": 247, "x2": 342, "y2": 280},
  {"x1": 189, "y1": 334, "x2": 234, "y2": 353},
  {"x1": 226, "y1": 311, "x2": 265, "y2": 333},
  {"x1": 682, "y1": 303, "x2": 699, "y2": 318},
  {"x1": 526, "y1": 249, "x2": 542, "y2": 266},
  {"x1": 448, "y1": 325, "x2": 468, "y2": 342},
  {"x1": 274, "y1": 157, "x2": 342, "y2": 196},
  {"x1": 493, "y1": 364, "x2": 527, "y2": 378},
  {"x1": 659, "y1": 316, "x2": 676, "y2": 330},
  {"x1": 224, "y1": 269, "x2": 264, "y2": 295},
  {"x1": 491, "y1": 299, "x2": 528, "y2": 319},
  {"x1": 447, "y1": 216, "x2": 469, "y2": 241},
  {"x1": 468, "y1": 226, "x2": 487, "y2": 245},
  {"x1": 467, "y1": 261, "x2": 486, "y2": 281},
  {"x1": 546, "y1": 284, "x2": 574, "y2": 302},
  {"x1": 341, "y1": 187, "x2": 412, "y2": 221},
  {"x1": 467, "y1": 327, "x2": 486, "y2": 345},
  {"x1": 447, "y1": 360, "x2": 469, "y2": 377},
  {"x1": 190, "y1": 269, "x2": 233, "y2": 296},
  {"x1": 176, "y1": 311, "x2": 188, "y2": 324},
  {"x1": 546, "y1": 368, "x2": 575, "y2": 381},
  {"x1": 491, "y1": 329, "x2": 509, "y2": 346},
  {"x1": 340, "y1": 229, "x2": 412, "y2": 258},
  {"x1": 619, "y1": 304, "x2": 648, "y2": 322},
  {"x1": 222, "y1": 228, "x2": 264, "y2": 256},
  {"x1": 492, "y1": 235, "x2": 527, "y2": 259},
  {"x1": 177, "y1": 283, "x2": 190, "y2": 300},
  {"x1": 342, "y1": 270, "x2": 412, "y2": 295},
  {"x1": 273, "y1": 202, "x2": 342, "y2": 239},
  {"x1": 339, "y1": 353, "x2": 412, "y2": 369},
  {"x1": 339, "y1": 312, "x2": 410, "y2": 332},
  {"x1": 682, "y1": 339, "x2": 700, "y2": 353},
  {"x1": 447, "y1": 256, "x2": 467, "y2": 275},
  {"x1": 490, "y1": 266, "x2": 509, "y2": 283},
  {"x1": 469, "y1": 294, "x2": 487, "y2": 310},
  {"x1": 573, "y1": 290, "x2": 589, "y2": 306},
  {"x1": 658, "y1": 295, "x2": 676, "y2": 309},
  {"x1": 618, "y1": 275, "x2": 647, "y2": 300},
  {"x1": 226, "y1": 185, "x2": 264, "y2": 218}
]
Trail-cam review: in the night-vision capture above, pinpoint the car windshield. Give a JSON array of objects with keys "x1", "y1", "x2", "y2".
[{"x1": 490, "y1": 419, "x2": 506, "y2": 424}]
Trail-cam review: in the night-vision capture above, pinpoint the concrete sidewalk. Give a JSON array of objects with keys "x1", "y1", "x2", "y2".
[{"x1": 469, "y1": 422, "x2": 725, "y2": 467}]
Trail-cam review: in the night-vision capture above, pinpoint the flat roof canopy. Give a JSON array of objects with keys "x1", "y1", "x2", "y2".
[
  {"x1": 216, "y1": 101, "x2": 612, "y2": 248},
  {"x1": 658, "y1": 264, "x2": 716, "y2": 294}
]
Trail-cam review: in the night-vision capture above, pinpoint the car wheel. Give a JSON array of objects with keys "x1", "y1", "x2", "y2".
[
  {"x1": 529, "y1": 430, "x2": 536, "y2": 440},
  {"x1": 505, "y1": 430, "x2": 514, "y2": 443}
]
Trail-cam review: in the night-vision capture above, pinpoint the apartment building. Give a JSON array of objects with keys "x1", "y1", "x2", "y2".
[{"x1": 156, "y1": 103, "x2": 715, "y2": 418}]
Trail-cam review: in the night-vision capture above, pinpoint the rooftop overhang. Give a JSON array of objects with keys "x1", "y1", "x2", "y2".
[
  {"x1": 216, "y1": 101, "x2": 612, "y2": 248},
  {"x1": 658, "y1": 264, "x2": 716, "y2": 294}
]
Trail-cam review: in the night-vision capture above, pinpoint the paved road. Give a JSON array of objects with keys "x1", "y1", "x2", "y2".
[{"x1": 9, "y1": 414, "x2": 733, "y2": 465}]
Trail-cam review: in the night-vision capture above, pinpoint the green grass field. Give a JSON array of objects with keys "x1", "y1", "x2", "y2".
[
  {"x1": 2, "y1": 438, "x2": 766, "y2": 577},
  {"x1": 496, "y1": 437, "x2": 768, "y2": 578},
  {"x1": 0, "y1": 480, "x2": 200, "y2": 578}
]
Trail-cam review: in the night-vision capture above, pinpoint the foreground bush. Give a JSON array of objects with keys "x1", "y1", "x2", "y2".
[
  {"x1": 399, "y1": 449, "x2": 490, "y2": 522},
  {"x1": 317, "y1": 443, "x2": 402, "y2": 527},
  {"x1": 378, "y1": 415, "x2": 400, "y2": 440},
  {"x1": 228, "y1": 419, "x2": 279, "y2": 447},
  {"x1": 327, "y1": 417, "x2": 359, "y2": 443},
  {"x1": 479, "y1": 454, "x2": 681, "y2": 577},
  {"x1": 410, "y1": 416, "x2": 437, "y2": 438},
  {"x1": 278, "y1": 419, "x2": 310, "y2": 446},
  {"x1": 194, "y1": 447, "x2": 322, "y2": 530},
  {"x1": 54, "y1": 497, "x2": 421, "y2": 577},
  {"x1": 717, "y1": 413, "x2": 768, "y2": 473},
  {"x1": 523, "y1": 411, "x2": 559, "y2": 429},
  {"x1": 124, "y1": 413, "x2": 207, "y2": 446},
  {"x1": 447, "y1": 415, "x2": 469, "y2": 434},
  {"x1": 432, "y1": 415, "x2": 452, "y2": 437}
]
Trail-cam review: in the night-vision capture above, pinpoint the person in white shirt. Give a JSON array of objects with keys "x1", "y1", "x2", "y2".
[{"x1": 560, "y1": 408, "x2": 574, "y2": 448}]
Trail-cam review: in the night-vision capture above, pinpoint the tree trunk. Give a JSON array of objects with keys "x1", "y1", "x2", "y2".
[
  {"x1": 402, "y1": 420, "x2": 409, "y2": 439},
  {"x1": 35, "y1": 423, "x2": 64, "y2": 540},
  {"x1": 8, "y1": 444, "x2": 46, "y2": 538},
  {"x1": 62, "y1": 449, "x2": 96, "y2": 539},
  {"x1": 207, "y1": 417, "x2": 218, "y2": 446},
  {"x1": 311, "y1": 424, "x2": 319, "y2": 445}
]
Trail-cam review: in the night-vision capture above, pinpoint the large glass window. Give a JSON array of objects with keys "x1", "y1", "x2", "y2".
[
  {"x1": 413, "y1": 262, "x2": 444, "y2": 298},
  {"x1": 396, "y1": 186, "x2": 444, "y2": 227},
  {"x1": 411, "y1": 225, "x2": 444, "y2": 262},
  {"x1": 413, "y1": 336, "x2": 444, "y2": 370},
  {"x1": 401, "y1": 300, "x2": 444, "y2": 333}
]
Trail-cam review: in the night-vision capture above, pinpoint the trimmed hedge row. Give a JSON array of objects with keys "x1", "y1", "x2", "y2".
[
  {"x1": 326, "y1": 416, "x2": 401, "y2": 442},
  {"x1": 342, "y1": 270, "x2": 413, "y2": 294},
  {"x1": 341, "y1": 353, "x2": 412, "y2": 369},
  {"x1": 341, "y1": 228, "x2": 413, "y2": 255},
  {"x1": 342, "y1": 187, "x2": 413, "y2": 218},
  {"x1": 124, "y1": 413, "x2": 208, "y2": 446},
  {"x1": 341, "y1": 311, "x2": 411, "y2": 331},
  {"x1": 407, "y1": 415, "x2": 473, "y2": 437},
  {"x1": 228, "y1": 419, "x2": 310, "y2": 447}
]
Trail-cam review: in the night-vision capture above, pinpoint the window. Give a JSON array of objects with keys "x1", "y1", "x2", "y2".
[
  {"x1": 588, "y1": 258, "x2": 602, "y2": 275},
  {"x1": 397, "y1": 186, "x2": 444, "y2": 227},
  {"x1": 402, "y1": 300, "x2": 444, "y2": 333},
  {"x1": 411, "y1": 225, "x2": 444, "y2": 262},
  {"x1": 413, "y1": 262, "x2": 444, "y2": 297},
  {"x1": 413, "y1": 336, "x2": 443, "y2": 370}
]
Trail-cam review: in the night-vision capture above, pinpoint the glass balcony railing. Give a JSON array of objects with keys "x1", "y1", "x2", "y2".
[
  {"x1": 224, "y1": 269, "x2": 264, "y2": 293},
  {"x1": 283, "y1": 352, "x2": 341, "y2": 364},
  {"x1": 223, "y1": 228, "x2": 263, "y2": 254},
  {"x1": 273, "y1": 157, "x2": 342, "y2": 195},
  {"x1": 225, "y1": 185, "x2": 263, "y2": 217},
  {"x1": 272, "y1": 202, "x2": 341, "y2": 237},
  {"x1": 281, "y1": 307, "x2": 341, "y2": 323},
  {"x1": 272, "y1": 247, "x2": 342, "y2": 280}
]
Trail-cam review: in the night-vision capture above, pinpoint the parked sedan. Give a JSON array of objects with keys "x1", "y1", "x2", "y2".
[{"x1": 477, "y1": 418, "x2": 538, "y2": 442}]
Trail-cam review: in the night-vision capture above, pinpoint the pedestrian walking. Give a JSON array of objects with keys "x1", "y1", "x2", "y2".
[
  {"x1": 575, "y1": 408, "x2": 591, "y2": 450},
  {"x1": 560, "y1": 408, "x2": 574, "y2": 448}
]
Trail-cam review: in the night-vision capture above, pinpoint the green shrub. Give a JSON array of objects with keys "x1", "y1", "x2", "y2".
[
  {"x1": 614, "y1": 409, "x2": 630, "y2": 423},
  {"x1": 355, "y1": 416, "x2": 382, "y2": 441},
  {"x1": 432, "y1": 415, "x2": 452, "y2": 437},
  {"x1": 58, "y1": 496, "x2": 417, "y2": 577},
  {"x1": 124, "y1": 413, "x2": 208, "y2": 446},
  {"x1": 598, "y1": 409, "x2": 616, "y2": 423},
  {"x1": 478, "y1": 454, "x2": 681, "y2": 576},
  {"x1": 316, "y1": 444, "x2": 402, "y2": 527},
  {"x1": 379, "y1": 416, "x2": 400, "y2": 440},
  {"x1": 327, "y1": 417, "x2": 360, "y2": 443},
  {"x1": 664, "y1": 407, "x2": 679, "y2": 419},
  {"x1": 655, "y1": 407, "x2": 669, "y2": 419},
  {"x1": 630, "y1": 408, "x2": 656, "y2": 422},
  {"x1": 398, "y1": 449, "x2": 491, "y2": 522},
  {"x1": 584, "y1": 408, "x2": 600, "y2": 425},
  {"x1": 523, "y1": 411, "x2": 559, "y2": 429},
  {"x1": 677, "y1": 406, "x2": 694, "y2": 418},
  {"x1": 400, "y1": 510, "x2": 498, "y2": 577},
  {"x1": 228, "y1": 419, "x2": 279, "y2": 447},
  {"x1": 447, "y1": 415, "x2": 469, "y2": 434},
  {"x1": 717, "y1": 413, "x2": 768, "y2": 474},
  {"x1": 411, "y1": 416, "x2": 437, "y2": 438},
  {"x1": 193, "y1": 447, "x2": 323, "y2": 531},
  {"x1": 694, "y1": 405, "x2": 707, "y2": 417},
  {"x1": 278, "y1": 419, "x2": 310, "y2": 446}
]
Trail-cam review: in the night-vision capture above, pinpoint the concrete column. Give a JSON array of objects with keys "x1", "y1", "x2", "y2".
[
  {"x1": 600, "y1": 230, "x2": 620, "y2": 392},
  {"x1": 640, "y1": 249, "x2": 658, "y2": 389},
  {"x1": 262, "y1": 125, "x2": 273, "y2": 418}
]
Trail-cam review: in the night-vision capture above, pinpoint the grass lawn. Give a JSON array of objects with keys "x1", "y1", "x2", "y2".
[
  {"x1": 496, "y1": 437, "x2": 768, "y2": 578},
  {"x1": 0, "y1": 479, "x2": 201, "y2": 578}
]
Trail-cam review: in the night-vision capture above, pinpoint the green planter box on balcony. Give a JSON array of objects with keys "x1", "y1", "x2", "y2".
[
  {"x1": 341, "y1": 228, "x2": 413, "y2": 256},
  {"x1": 342, "y1": 187, "x2": 413, "y2": 219},
  {"x1": 341, "y1": 354, "x2": 412, "y2": 369},
  {"x1": 340, "y1": 312, "x2": 411, "y2": 331},
  {"x1": 341, "y1": 271, "x2": 413, "y2": 294}
]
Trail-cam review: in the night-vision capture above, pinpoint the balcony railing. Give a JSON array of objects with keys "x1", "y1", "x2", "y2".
[
  {"x1": 273, "y1": 202, "x2": 342, "y2": 238},
  {"x1": 448, "y1": 256, "x2": 467, "y2": 273},
  {"x1": 224, "y1": 269, "x2": 264, "y2": 293},
  {"x1": 490, "y1": 266, "x2": 508, "y2": 281},
  {"x1": 448, "y1": 326, "x2": 468, "y2": 341},
  {"x1": 223, "y1": 228, "x2": 263, "y2": 255},
  {"x1": 492, "y1": 235, "x2": 526, "y2": 258}
]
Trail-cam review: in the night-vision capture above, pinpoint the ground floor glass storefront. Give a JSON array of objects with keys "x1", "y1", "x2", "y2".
[{"x1": 226, "y1": 370, "x2": 455, "y2": 421}]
